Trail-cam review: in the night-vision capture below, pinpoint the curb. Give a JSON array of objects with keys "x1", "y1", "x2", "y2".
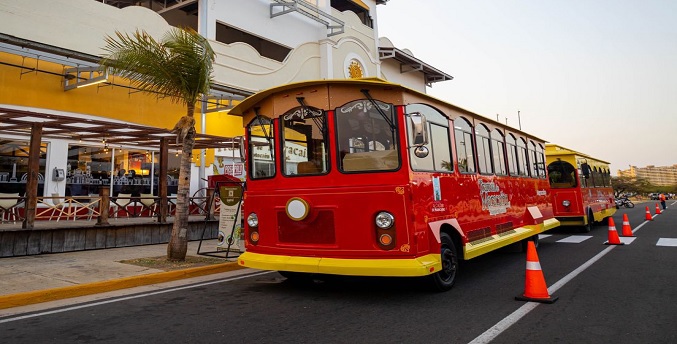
[{"x1": 0, "y1": 262, "x2": 244, "y2": 310}]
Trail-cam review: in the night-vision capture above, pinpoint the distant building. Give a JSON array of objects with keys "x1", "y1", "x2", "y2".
[{"x1": 617, "y1": 165, "x2": 677, "y2": 186}]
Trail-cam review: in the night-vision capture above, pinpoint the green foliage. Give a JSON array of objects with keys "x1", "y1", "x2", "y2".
[{"x1": 100, "y1": 27, "x2": 215, "y2": 107}]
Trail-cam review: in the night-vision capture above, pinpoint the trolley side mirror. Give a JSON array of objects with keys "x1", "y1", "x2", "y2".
[{"x1": 409, "y1": 112, "x2": 429, "y2": 146}]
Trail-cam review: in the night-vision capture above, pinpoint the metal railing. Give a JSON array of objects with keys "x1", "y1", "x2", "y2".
[{"x1": 0, "y1": 194, "x2": 221, "y2": 225}]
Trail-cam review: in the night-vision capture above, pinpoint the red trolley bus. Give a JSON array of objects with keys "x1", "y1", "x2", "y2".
[
  {"x1": 545, "y1": 144, "x2": 616, "y2": 232},
  {"x1": 231, "y1": 79, "x2": 559, "y2": 290}
]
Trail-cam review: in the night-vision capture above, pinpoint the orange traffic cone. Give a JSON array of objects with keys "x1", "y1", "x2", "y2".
[
  {"x1": 645, "y1": 206, "x2": 653, "y2": 221},
  {"x1": 604, "y1": 217, "x2": 624, "y2": 245},
  {"x1": 655, "y1": 203, "x2": 662, "y2": 215},
  {"x1": 621, "y1": 214, "x2": 634, "y2": 237},
  {"x1": 515, "y1": 241, "x2": 558, "y2": 304}
]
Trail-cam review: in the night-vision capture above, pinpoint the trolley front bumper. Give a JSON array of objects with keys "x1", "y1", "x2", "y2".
[{"x1": 238, "y1": 252, "x2": 442, "y2": 277}]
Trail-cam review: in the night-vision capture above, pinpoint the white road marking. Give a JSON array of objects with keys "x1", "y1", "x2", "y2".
[
  {"x1": 619, "y1": 237, "x2": 637, "y2": 244},
  {"x1": 656, "y1": 238, "x2": 677, "y2": 247},
  {"x1": 556, "y1": 235, "x2": 592, "y2": 243},
  {"x1": 469, "y1": 215, "x2": 652, "y2": 344}
]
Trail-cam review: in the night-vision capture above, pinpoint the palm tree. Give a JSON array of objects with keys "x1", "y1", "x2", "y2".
[{"x1": 100, "y1": 27, "x2": 215, "y2": 261}]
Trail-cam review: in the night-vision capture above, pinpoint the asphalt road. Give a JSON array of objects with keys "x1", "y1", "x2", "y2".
[{"x1": 1, "y1": 202, "x2": 676, "y2": 343}]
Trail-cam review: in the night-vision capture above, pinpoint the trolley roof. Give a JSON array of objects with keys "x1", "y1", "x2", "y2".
[{"x1": 229, "y1": 78, "x2": 549, "y2": 143}]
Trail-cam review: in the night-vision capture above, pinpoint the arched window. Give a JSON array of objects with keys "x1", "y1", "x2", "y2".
[
  {"x1": 454, "y1": 117, "x2": 475, "y2": 173},
  {"x1": 475, "y1": 124, "x2": 492, "y2": 174},
  {"x1": 536, "y1": 144, "x2": 546, "y2": 178},
  {"x1": 281, "y1": 106, "x2": 329, "y2": 176},
  {"x1": 336, "y1": 99, "x2": 398, "y2": 172},
  {"x1": 405, "y1": 104, "x2": 452, "y2": 172},
  {"x1": 506, "y1": 134, "x2": 518, "y2": 176},
  {"x1": 247, "y1": 116, "x2": 275, "y2": 179},
  {"x1": 527, "y1": 141, "x2": 537, "y2": 177},
  {"x1": 548, "y1": 160, "x2": 577, "y2": 188},
  {"x1": 491, "y1": 129, "x2": 507, "y2": 175},
  {"x1": 516, "y1": 138, "x2": 529, "y2": 177}
]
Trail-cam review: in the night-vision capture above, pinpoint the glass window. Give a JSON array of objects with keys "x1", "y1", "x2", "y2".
[
  {"x1": 406, "y1": 104, "x2": 452, "y2": 172},
  {"x1": 281, "y1": 106, "x2": 329, "y2": 176},
  {"x1": 506, "y1": 134, "x2": 518, "y2": 176},
  {"x1": 548, "y1": 160, "x2": 577, "y2": 188},
  {"x1": 491, "y1": 129, "x2": 507, "y2": 176},
  {"x1": 337, "y1": 99, "x2": 399, "y2": 172},
  {"x1": 592, "y1": 167, "x2": 600, "y2": 187},
  {"x1": 431, "y1": 124, "x2": 452, "y2": 171},
  {"x1": 527, "y1": 141, "x2": 537, "y2": 177},
  {"x1": 535, "y1": 144, "x2": 546, "y2": 178},
  {"x1": 247, "y1": 117, "x2": 275, "y2": 179},
  {"x1": 454, "y1": 117, "x2": 475, "y2": 173},
  {"x1": 475, "y1": 124, "x2": 492, "y2": 174},
  {"x1": 0, "y1": 140, "x2": 47, "y2": 196},
  {"x1": 516, "y1": 138, "x2": 529, "y2": 177}
]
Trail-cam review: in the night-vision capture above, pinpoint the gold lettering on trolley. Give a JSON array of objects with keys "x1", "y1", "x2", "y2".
[
  {"x1": 400, "y1": 244, "x2": 410, "y2": 253},
  {"x1": 395, "y1": 187, "x2": 404, "y2": 194}
]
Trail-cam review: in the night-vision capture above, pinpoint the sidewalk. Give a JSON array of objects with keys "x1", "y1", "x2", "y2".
[{"x1": 0, "y1": 239, "x2": 243, "y2": 310}]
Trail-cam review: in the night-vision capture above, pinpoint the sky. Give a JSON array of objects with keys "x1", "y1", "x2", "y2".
[{"x1": 376, "y1": 0, "x2": 677, "y2": 175}]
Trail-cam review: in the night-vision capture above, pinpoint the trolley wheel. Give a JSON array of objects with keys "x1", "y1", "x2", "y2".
[
  {"x1": 428, "y1": 232, "x2": 459, "y2": 292},
  {"x1": 580, "y1": 210, "x2": 593, "y2": 233},
  {"x1": 521, "y1": 234, "x2": 540, "y2": 252},
  {"x1": 278, "y1": 271, "x2": 319, "y2": 284}
]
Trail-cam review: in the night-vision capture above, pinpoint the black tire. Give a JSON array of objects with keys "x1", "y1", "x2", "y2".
[
  {"x1": 580, "y1": 210, "x2": 593, "y2": 233},
  {"x1": 521, "y1": 234, "x2": 540, "y2": 252},
  {"x1": 428, "y1": 232, "x2": 459, "y2": 292},
  {"x1": 278, "y1": 271, "x2": 313, "y2": 282},
  {"x1": 625, "y1": 201, "x2": 634, "y2": 208}
]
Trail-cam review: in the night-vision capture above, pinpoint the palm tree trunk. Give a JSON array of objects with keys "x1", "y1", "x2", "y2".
[{"x1": 167, "y1": 105, "x2": 196, "y2": 261}]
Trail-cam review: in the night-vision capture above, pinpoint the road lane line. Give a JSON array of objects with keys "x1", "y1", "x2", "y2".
[
  {"x1": 469, "y1": 216, "x2": 652, "y2": 344},
  {"x1": 0, "y1": 271, "x2": 273, "y2": 324}
]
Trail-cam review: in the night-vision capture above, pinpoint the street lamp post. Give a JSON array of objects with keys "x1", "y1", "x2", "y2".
[{"x1": 518, "y1": 110, "x2": 522, "y2": 130}]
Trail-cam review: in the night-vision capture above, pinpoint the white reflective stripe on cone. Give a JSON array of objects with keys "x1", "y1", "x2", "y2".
[{"x1": 526, "y1": 261, "x2": 541, "y2": 271}]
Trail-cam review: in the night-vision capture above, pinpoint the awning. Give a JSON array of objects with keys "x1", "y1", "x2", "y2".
[
  {"x1": 378, "y1": 46, "x2": 453, "y2": 86},
  {"x1": 0, "y1": 107, "x2": 240, "y2": 151}
]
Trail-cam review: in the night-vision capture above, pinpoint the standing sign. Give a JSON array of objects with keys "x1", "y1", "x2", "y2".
[{"x1": 217, "y1": 183, "x2": 244, "y2": 252}]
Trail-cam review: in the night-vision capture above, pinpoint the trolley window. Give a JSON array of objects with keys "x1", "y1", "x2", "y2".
[
  {"x1": 247, "y1": 116, "x2": 275, "y2": 179},
  {"x1": 406, "y1": 104, "x2": 452, "y2": 172},
  {"x1": 336, "y1": 99, "x2": 399, "y2": 172},
  {"x1": 454, "y1": 117, "x2": 475, "y2": 173},
  {"x1": 281, "y1": 106, "x2": 329, "y2": 176}
]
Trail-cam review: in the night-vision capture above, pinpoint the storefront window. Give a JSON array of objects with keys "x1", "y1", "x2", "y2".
[
  {"x1": 0, "y1": 140, "x2": 47, "y2": 196},
  {"x1": 66, "y1": 145, "x2": 179, "y2": 197}
]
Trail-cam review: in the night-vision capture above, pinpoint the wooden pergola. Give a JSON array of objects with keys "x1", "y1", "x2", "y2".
[{"x1": 0, "y1": 106, "x2": 241, "y2": 229}]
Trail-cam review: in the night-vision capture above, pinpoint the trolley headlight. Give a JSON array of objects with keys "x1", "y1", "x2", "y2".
[
  {"x1": 562, "y1": 200, "x2": 571, "y2": 207},
  {"x1": 375, "y1": 211, "x2": 395, "y2": 229},
  {"x1": 247, "y1": 213, "x2": 259, "y2": 227}
]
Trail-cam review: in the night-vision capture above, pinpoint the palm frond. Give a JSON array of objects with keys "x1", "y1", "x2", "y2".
[{"x1": 100, "y1": 27, "x2": 215, "y2": 106}]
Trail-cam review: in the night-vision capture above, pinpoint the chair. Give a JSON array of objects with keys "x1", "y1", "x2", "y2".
[
  {"x1": 112, "y1": 193, "x2": 132, "y2": 218},
  {"x1": 0, "y1": 193, "x2": 20, "y2": 223},
  {"x1": 139, "y1": 193, "x2": 156, "y2": 217}
]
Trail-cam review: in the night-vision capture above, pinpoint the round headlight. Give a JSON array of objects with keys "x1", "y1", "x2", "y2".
[
  {"x1": 247, "y1": 213, "x2": 259, "y2": 227},
  {"x1": 375, "y1": 211, "x2": 395, "y2": 229},
  {"x1": 562, "y1": 200, "x2": 571, "y2": 207}
]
